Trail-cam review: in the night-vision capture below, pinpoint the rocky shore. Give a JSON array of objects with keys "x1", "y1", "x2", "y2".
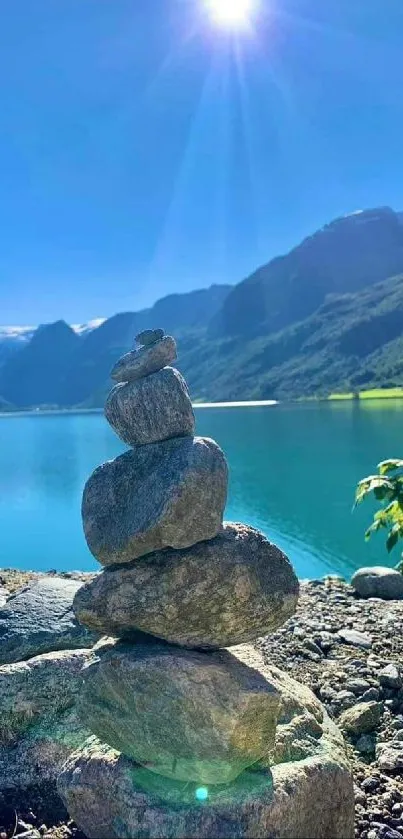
[
  {"x1": 0, "y1": 568, "x2": 402, "y2": 839},
  {"x1": 258, "y1": 576, "x2": 403, "y2": 839}
]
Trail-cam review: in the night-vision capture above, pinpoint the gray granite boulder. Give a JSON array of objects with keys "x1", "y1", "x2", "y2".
[
  {"x1": 339, "y1": 701, "x2": 382, "y2": 735},
  {"x1": 0, "y1": 648, "x2": 92, "y2": 790},
  {"x1": 77, "y1": 640, "x2": 281, "y2": 784},
  {"x1": 59, "y1": 646, "x2": 354, "y2": 839},
  {"x1": 82, "y1": 436, "x2": 228, "y2": 566},
  {"x1": 74, "y1": 523, "x2": 299, "y2": 649},
  {"x1": 111, "y1": 336, "x2": 176, "y2": 383},
  {"x1": 351, "y1": 566, "x2": 403, "y2": 600},
  {"x1": 105, "y1": 367, "x2": 195, "y2": 447},
  {"x1": 0, "y1": 577, "x2": 97, "y2": 665}
]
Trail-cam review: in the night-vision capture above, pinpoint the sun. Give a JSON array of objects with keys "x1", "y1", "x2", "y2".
[{"x1": 205, "y1": 0, "x2": 256, "y2": 29}]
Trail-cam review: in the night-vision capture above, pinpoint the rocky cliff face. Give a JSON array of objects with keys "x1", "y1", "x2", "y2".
[{"x1": 211, "y1": 207, "x2": 403, "y2": 338}]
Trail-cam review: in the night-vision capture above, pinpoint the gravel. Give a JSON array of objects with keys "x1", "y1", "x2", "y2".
[{"x1": 256, "y1": 576, "x2": 403, "y2": 839}]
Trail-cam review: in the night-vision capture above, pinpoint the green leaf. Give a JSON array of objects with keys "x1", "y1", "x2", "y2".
[
  {"x1": 373, "y1": 485, "x2": 393, "y2": 501},
  {"x1": 378, "y1": 459, "x2": 403, "y2": 476},
  {"x1": 394, "y1": 556, "x2": 403, "y2": 573},
  {"x1": 387, "y1": 526, "x2": 400, "y2": 553},
  {"x1": 365, "y1": 520, "x2": 383, "y2": 540},
  {"x1": 355, "y1": 475, "x2": 394, "y2": 505}
]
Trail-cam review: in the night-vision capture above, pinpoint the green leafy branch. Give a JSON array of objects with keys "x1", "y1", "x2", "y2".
[{"x1": 354, "y1": 459, "x2": 403, "y2": 570}]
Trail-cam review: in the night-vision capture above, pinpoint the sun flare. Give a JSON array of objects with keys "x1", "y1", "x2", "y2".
[{"x1": 205, "y1": 0, "x2": 256, "y2": 29}]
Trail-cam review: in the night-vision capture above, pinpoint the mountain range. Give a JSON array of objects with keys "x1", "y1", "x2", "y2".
[{"x1": 1, "y1": 206, "x2": 403, "y2": 409}]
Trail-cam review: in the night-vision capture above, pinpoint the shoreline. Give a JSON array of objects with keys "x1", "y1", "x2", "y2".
[
  {"x1": 1, "y1": 391, "x2": 403, "y2": 418},
  {"x1": 193, "y1": 399, "x2": 278, "y2": 408},
  {"x1": 0, "y1": 401, "x2": 279, "y2": 418}
]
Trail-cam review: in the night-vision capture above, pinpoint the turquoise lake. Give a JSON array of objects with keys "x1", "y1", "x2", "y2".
[{"x1": 0, "y1": 402, "x2": 401, "y2": 579}]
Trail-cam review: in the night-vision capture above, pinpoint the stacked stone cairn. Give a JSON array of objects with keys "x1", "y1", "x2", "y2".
[{"x1": 58, "y1": 329, "x2": 355, "y2": 839}]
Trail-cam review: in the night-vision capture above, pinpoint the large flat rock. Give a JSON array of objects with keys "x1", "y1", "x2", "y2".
[
  {"x1": 0, "y1": 577, "x2": 97, "y2": 665},
  {"x1": 74, "y1": 523, "x2": 299, "y2": 648},
  {"x1": 77, "y1": 639, "x2": 281, "y2": 784},
  {"x1": 58, "y1": 646, "x2": 354, "y2": 839},
  {"x1": 82, "y1": 436, "x2": 228, "y2": 566},
  {"x1": 104, "y1": 367, "x2": 195, "y2": 447},
  {"x1": 0, "y1": 648, "x2": 92, "y2": 790}
]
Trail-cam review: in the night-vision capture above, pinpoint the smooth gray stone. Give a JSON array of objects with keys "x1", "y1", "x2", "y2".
[
  {"x1": 77, "y1": 640, "x2": 281, "y2": 784},
  {"x1": 82, "y1": 436, "x2": 228, "y2": 566},
  {"x1": 58, "y1": 646, "x2": 354, "y2": 839},
  {"x1": 351, "y1": 566, "x2": 403, "y2": 600},
  {"x1": 111, "y1": 336, "x2": 176, "y2": 383},
  {"x1": 337, "y1": 628, "x2": 372, "y2": 649},
  {"x1": 0, "y1": 578, "x2": 97, "y2": 665},
  {"x1": 136, "y1": 328, "x2": 164, "y2": 346},
  {"x1": 104, "y1": 367, "x2": 195, "y2": 447},
  {"x1": 74, "y1": 523, "x2": 299, "y2": 649}
]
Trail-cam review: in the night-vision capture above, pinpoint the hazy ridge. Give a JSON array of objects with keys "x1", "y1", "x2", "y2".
[{"x1": 1, "y1": 207, "x2": 403, "y2": 409}]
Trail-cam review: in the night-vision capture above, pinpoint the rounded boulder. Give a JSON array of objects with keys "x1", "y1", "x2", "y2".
[
  {"x1": 76, "y1": 639, "x2": 281, "y2": 785},
  {"x1": 58, "y1": 645, "x2": 354, "y2": 839},
  {"x1": 351, "y1": 566, "x2": 403, "y2": 600},
  {"x1": 74, "y1": 523, "x2": 299, "y2": 648},
  {"x1": 105, "y1": 367, "x2": 195, "y2": 447},
  {"x1": 82, "y1": 436, "x2": 228, "y2": 566}
]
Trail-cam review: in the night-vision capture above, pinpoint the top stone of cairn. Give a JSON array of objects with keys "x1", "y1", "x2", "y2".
[
  {"x1": 111, "y1": 331, "x2": 176, "y2": 383},
  {"x1": 136, "y1": 328, "x2": 164, "y2": 347}
]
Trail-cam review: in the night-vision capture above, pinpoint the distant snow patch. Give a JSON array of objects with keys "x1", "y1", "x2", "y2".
[
  {"x1": 0, "y1": 318, "x2": 106, "y2": 344},
  {"x1": 0, "y1": 326, "x2": 36, "y2": 342},
  {"x1": 71, "y1": 318, "x2": 106, "y2": 335}
]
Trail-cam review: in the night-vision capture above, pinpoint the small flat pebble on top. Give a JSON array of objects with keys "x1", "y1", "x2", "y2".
[
  {"x1": 111, "y1": 335, "x2": 177, "y2": 383},
  {"x1": 136, "y1": 328, "x2": 164, "y2": 347}
]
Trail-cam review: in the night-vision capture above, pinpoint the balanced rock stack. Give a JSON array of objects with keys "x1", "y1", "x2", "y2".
[{"x1": 58, "y1": 329, "x2": 355, "y2": 839}]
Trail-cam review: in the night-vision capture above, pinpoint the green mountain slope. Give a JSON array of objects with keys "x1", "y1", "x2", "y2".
[
  {"x1": 178, "y1": 274, "x2": 403, "y2": 400},
  {"x1": 2, "y1": 208, "x2": 403, "y2": 408},
  {"x1": 212, "y1": 207, "x2": 403, "y2": 338}
]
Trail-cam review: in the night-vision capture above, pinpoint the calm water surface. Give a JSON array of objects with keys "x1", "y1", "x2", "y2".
[{"x1": 0, "y1": 402, "x2": 401, "y2": 579}]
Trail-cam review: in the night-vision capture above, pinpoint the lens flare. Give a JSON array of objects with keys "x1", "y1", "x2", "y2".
[
  {"x1": 205, "y1": 0, "x2": 256, "y2": 29},
  {"x1": 195, "y1": 786, "x2": 209, "y2": 801}
]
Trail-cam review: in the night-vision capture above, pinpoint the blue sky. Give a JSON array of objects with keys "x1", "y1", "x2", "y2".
[{"x1": 1, "y1": 0, "x2": 403, "y2": 324}]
